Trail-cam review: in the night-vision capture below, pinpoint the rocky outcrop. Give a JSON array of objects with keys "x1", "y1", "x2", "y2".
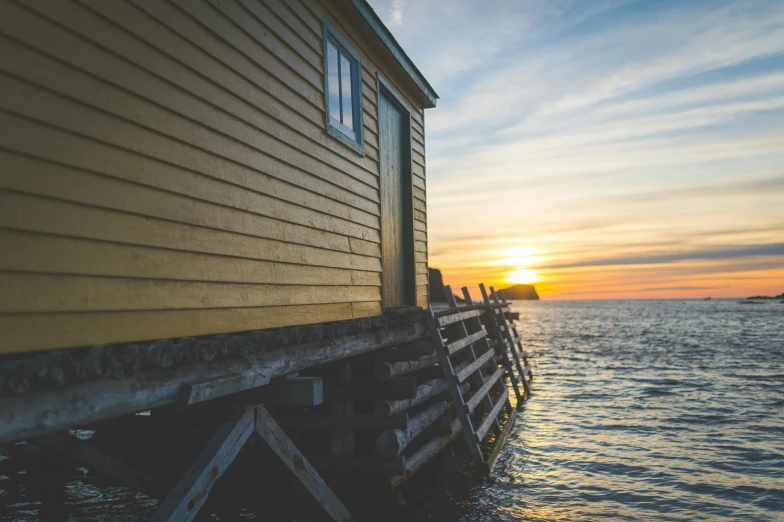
[
  {"x1": 746, "y1": 292, "x2": 784, "y2": 300},
  {"x1": 429, "y1": 268, "x2": 446, "y2": 302},
  {"x1": 497, "y1": 284, "x2": 540, "y2": 300}
]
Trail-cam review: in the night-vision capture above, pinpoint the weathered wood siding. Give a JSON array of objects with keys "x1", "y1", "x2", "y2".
[{"x1": 0, "y1": 0, "x2": 428, "y2": 354}]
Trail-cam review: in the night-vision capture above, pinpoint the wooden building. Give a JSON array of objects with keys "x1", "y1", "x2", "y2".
[{"x1": 0, "y1": 0, "x2": 438, "y2": 355}]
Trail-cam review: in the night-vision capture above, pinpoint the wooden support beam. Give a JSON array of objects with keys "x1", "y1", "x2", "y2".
[
  {"x1": 476, "y1": 392, "x2": 509, "y2": 442},
  {"x1": 465, "y1": 368, "x2": 503, "y2": 414},
  {"x1": 389, "y1": 417, "x2": 461, "y2": 488},
  {"x1": 373, "y1": 355, "x2": 438, "y2": 380},
  {"x1": 437, "y1": 308, "x2": 484, "y2": 327},
  {"x1": 373, "y1": 342, "x2": 435, "y2": 362},
  {"x1": 324, "y1": 377, "x2": 418, "y2": 401},
  {"x1": 254, "y1": 406, "x2": 354, "y2": 522},
  {"x1": 455, "y1": 349, "x2": 494, "y2": 383},
  {"x1": 182, "y1": 370, "x2": 272, "y2": 405},
  {"x1": 375, "y1": 400, "x2": 451, "y2": 458},
  {"x1": 486, "y1": 407, "x2": 518, "y2": 473},
  {"x1": 150, "y1": 408, "x2": 255, "y2": 522},
  {"x1": 374, "y1": 378, "x2": 446, "y2": 417},
  {"x1": 0, "y1": 323, "x2": 426, "y2": 444},
  {"x1": 35, "y1": 432, "x2": 171, "y2": 499},
  {"x1": 231, "y1": 376, "x2": 323, "y2": 406}
]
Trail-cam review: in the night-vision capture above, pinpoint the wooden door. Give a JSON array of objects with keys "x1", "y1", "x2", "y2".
[{"x1": 378, "y1": 88, "x2": 413, "y2": 308}]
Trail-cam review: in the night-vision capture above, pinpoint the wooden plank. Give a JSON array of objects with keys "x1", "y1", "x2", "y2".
[
  {"x1": 183, "y1": 370, "x2": 273, "y2": 405},
  {"x1": 229, "y1": 376, "x2": 323, "y2": 406},
  {"x1": 0, "y1": 229, "x2": 376, "y2": 288},
  {"x1": 0, "y1": 322, "x2": 427, "y2": 443},
  {"x1": 150, "y1": 408, "x2": 255, "y2": 522},
  {"x1": 373, "y1": 355, "x2": 438, "y2": 380},
  {"x1": 375, "y1": 400, "x2": 451, "y2": 458},
  {"x1": 465, "y1": 368, "x2": 504, "y2": 414},
  {"x1": 486, "y1": 406, "x2": 517, "y2": 473},
  {"x1": 455, "y1": 349, "x2": 495, "y2": 384},
  {"x1": 0, "y1": 191, "x2": 381, "y2": 273},
  {"x1": 0, "y1": 303, "x2": 356, "y2": 354},
  {"x1": 389, "y1": 416, "x2": 461, "y2": 488},
  {"x1": 476, "y1": 392, "x2": 509, "y2": 442},
  {"x1": 437, "y1": 308, "x2": 484, "y2": 327},
  {"x1": 254, "y1": 406, "x2": 354, "y2": 522},
  {"x1": 0, "y1": 121, "x2": 380, "y2": 242},
  {"x1": 374, "y1": 378, "x2": 446, "y2": 417},
  {"x1": 324, "y1": 376, "x2": 418, "y2": 401},
  {"x1": 426, "y1": 308, "x2": 483, "y2": 463},
  {"x1": 35, "y1": 432, "x2": 171, "y2": 499},
  {"x1": 0, "y1": 273, "x2": 381, "y2": 314},
  {"x1": 446, "y1": 329, "x2": 487, "y2": 356}
]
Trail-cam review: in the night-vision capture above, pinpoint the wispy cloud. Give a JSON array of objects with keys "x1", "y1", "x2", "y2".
[{"x1": 369, "y1": 0, "x2": 784, "y2": 298}]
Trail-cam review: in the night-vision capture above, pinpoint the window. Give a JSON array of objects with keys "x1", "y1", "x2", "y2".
[{"x1": 323, "y1": 21, "x2": 364, "y2": 154}]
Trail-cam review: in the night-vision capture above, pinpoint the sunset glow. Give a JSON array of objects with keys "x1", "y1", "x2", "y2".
[
  {"x1": 507, "y1": 269, "x2": 539, "y2": 285},
  {"x1": 372, "y1": 0, "x2": 784, "y2": 299}
]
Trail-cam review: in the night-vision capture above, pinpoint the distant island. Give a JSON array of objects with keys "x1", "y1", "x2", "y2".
[
  {"x1": 745, "y1": 292, "x2": 784, "y2": 300},
  {"x1": 498, "y1": 284, "x2": 540, "y2": 300},
  {"x1": 428, "y1": 268, "x2": 540, "y2": 302}
]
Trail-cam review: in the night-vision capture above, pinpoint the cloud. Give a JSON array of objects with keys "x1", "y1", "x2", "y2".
[
  {"x1": 388, "y1": 0, "x2": 405, "y2": 26},
  {"x1": 543, "y1": 243, "x2": 784, "y2": 270},
  {"x1": 369, "y1": 0, "x2": 784, "y2": 297}
]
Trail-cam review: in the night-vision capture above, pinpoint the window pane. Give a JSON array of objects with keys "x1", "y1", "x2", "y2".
[
  {"x1": 327, "y1": 42, "x2": 341, "y2": 122},
  {"x1": 340, "y1": 54, "x2": 354, "y2": 130}
]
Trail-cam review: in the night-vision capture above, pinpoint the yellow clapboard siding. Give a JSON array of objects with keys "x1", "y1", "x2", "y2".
[
  {"x1": 412, "y1": 175, "x2": 426, "y2": 190},
  {"x1": 0, "y1": 273, "x2": 380, "y2": 313},
  {"x1": 0, "y1": 151, "x2": 378, "y2": 250},
  {"x1": 413, "y1": 162, "x2": 426, "y2": 182},
  {"x1": 206, "y1": 0, "x2": 322, "y2": 80},
  {"x1": 417, "y1": 294, "x2": 429, "y2": 309},
  {"x1": 416, "y1": 262, "x2": 428, "y2": 275},
  {"x1": 77, "y1": 0, "x2": 380, "y2": 179},
  {"x1": 352, "y1": 301, "x2": 383, "y2": 319},
  {"x1": 415, "y1": 241, "x2": 428, "y2": 254},
  {"x1": 0, "y1": 79, "x2": 379, "y2": 215},
  {"x1": 416, "y1": 284, "x2": 428, "y2": 299},
  {"x1": 350, "y1": 270, "x2": 382, "y2": 286},
  {"x1": 349, "y1": 237, "x2": 382, "y2": 258},
  {"x1": 0, "y1": 304, "x2": 355, "y2": 353},
  {"x1": 0, "y1": 191, "x2": 382, "y2": 272},
  {"x1": 256, "y1": 0, "x2": 321, "y2": 55},
  {"x1": 414, "y1": 230, "x2": 427, "y2": 242},
  {"x1": 0, "y1": 22, "x2": 379, "y2": 198},
  {"x1": 414, "y1": 221, "x2": 427, "y2": 233},
  {"x1": 416, "y1": 273, "x2": 428, "y2": 286},
  {"x1": 0, "y1": 116, "x2": 379, "y2": 235},
  {"x1": 413, "y1": 197, "x2": 427, "y2": 213},
  {"x1": 414, "y1": 209, "x2": 427, "y2": 222},
  {"x1": 415, "y1": 251, "x2": 428, "y2": 264},
  {"x1": 172, "y1": 0, "x2": 323, "y2": 92},
  {"x1": 0, "y1": 229, "x2": 378, "y2": 287}
]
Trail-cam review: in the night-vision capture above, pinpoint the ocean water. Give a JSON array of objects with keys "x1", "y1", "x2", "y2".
[
  {"x1": 459, "y1": 299, "x2": 784, "y2": 521},
  {"x1": 1, "y1": 299, "x2": 782, "y2": 521}
]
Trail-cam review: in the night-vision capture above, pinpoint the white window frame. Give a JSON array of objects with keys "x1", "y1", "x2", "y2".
[{"x1": 323, "y1": 20, "x2": 364, "y2": 155}]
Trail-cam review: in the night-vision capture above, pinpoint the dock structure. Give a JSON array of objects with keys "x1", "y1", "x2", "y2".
[{"x1": 0, "y1": 291, "x2": 534, "y2": 520}]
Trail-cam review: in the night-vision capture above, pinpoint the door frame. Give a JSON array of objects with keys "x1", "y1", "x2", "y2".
[{"x1": 376, "y1": 73, "x2": 416, "y2": 309}]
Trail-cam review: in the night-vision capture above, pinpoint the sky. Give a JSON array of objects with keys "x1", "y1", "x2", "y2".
[{"x1": 367, "y1": 0, "x2": 784, "y2": 299}]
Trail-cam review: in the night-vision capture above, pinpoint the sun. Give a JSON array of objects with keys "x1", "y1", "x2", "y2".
[{"x1": 508, "y1": 269, "x2": 538, "y2": 285}]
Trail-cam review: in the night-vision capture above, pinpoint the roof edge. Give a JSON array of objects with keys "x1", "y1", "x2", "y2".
[{"x1": 350, "y1": 0, "x2": 438, "y2": 108}]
